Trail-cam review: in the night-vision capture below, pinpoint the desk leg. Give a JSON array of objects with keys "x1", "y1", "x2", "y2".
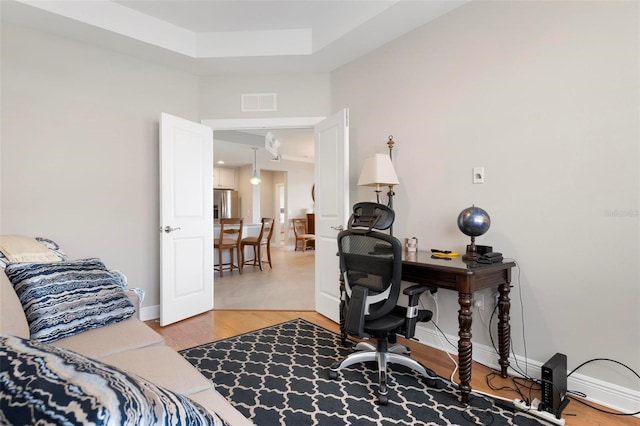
[
  {"x1": 497, "y1": 283, "x2": 511, "y2": 377},
  {"x1": 457, "y1": 292, "x2": 473, "y2": 404}
]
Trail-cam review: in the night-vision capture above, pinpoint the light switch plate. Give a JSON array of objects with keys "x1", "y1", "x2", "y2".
[{"x1": 473, "y1": 167, "x2": 485, "y2": 184}]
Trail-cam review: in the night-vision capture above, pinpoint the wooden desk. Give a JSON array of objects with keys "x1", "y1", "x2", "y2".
[{"x1": 401, "y1": 251, "x2": 516, "y2": 404}]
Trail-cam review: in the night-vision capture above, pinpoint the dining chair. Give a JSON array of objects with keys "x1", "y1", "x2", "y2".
[
  {"x1": 292, "y1": 218, "x2": 315, "y2": 251},
  {"x1": 214, "y1": 218, "x2": 243, "y2": 277},
  {"x1": 241, "y1": 217, "x2": 275, "y2": 271}
]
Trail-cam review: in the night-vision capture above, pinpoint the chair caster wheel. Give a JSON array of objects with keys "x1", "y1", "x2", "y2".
[
  {"x1": 329, "y1": 370, "x2": 338, "y2": 379},
  {"x1": 377, "y1": 394, "x2": 388, "y2": 405}
]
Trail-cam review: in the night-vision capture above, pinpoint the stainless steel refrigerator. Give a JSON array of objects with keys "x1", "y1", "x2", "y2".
[{"x1": 214, "y1": 189, "x2": 239, "y2": 223}]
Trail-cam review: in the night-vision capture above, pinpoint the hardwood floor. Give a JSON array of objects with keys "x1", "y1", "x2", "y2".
[{"x1": 147, "y1": 310, "x2": 639, "y2": 426}]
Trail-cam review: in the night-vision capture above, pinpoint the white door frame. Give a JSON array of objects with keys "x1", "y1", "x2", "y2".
[
  {"x1": 275, "y1": 182, "x2": 286, "y2": 248},
  {"x1": 202, "y1": 117, "x2": 325, "y2": 131}
]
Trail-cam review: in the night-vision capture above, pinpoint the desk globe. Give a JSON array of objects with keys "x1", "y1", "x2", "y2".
[{"x1": 457, "y1": 205, "x2": 491, "y2": 260}]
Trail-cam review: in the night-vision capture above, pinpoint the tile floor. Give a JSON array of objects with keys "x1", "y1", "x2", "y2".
[{"x1": 214, "y1": 247, "x2": 315, "y2": 310}]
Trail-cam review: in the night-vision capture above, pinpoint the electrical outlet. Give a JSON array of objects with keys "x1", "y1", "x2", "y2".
[{"x1": 473, "y1": 294, "x2": 485, "y2": 310}]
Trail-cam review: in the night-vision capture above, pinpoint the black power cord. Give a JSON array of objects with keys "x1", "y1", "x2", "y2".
[
  {"x1": 484, "y1": 259, "x2": 541, "y2": 405},
  {"x1": 483, "y1": 259, "x2": 640, "y2": 419},
  {"x1": 566, "y1": 358, "x2": 640, "y2": 416},
  {"x1": 424, "y1": 258, "x2": 639, "y2": 420}
]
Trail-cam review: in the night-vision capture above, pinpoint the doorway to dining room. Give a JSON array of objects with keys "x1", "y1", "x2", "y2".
[{"x1": 208, "y1": 118, "x2": 318, "y2": 311}]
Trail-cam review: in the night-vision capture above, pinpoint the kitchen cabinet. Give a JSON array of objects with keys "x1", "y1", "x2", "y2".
[{"x1": 214, "y1": 167, "x2": 236, "y2": 189}]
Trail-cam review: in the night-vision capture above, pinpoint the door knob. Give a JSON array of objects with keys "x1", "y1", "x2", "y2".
[
  {"x1": 163, "y1": 226, "x2": 182, "y2": 233},
  {"x1": 331, "y1": 225, "x2": 344, "y2": 232}
]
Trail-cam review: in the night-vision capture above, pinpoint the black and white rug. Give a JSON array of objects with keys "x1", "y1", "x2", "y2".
[{"x1": 180, "y1": 318, "x2": 546, "y2": 426}]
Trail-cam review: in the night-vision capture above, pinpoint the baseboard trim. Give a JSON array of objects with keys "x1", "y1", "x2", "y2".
[
  {"x1": 140, "y1": 304, "x2": 159, "y2": 322},
  {"x1": 414, "y1": 323, "x2": 640, "y2": 417}
]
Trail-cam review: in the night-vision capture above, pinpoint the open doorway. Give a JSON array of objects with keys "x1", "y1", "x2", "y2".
[{"x1": 205, "y1": 117, "x2": 322, "y2": 310}]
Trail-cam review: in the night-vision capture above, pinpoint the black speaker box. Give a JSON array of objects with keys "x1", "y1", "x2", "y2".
[{"x1": 541, "y1": 353, "x2": 569, "y2": 418}]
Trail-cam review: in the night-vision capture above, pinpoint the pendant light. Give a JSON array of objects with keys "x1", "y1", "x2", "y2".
[{"x1": 250, "y1": 147, "x2": 261, "y2": 185}]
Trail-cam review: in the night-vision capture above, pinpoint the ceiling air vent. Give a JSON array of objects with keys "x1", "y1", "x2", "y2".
[{"x1": 241, "y1": 93, "x2": 277, "y2": 112}]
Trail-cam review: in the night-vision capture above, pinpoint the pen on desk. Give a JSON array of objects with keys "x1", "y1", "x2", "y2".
[{"x1": 431, "y1": 249, "x2": 451, "y2": 254}]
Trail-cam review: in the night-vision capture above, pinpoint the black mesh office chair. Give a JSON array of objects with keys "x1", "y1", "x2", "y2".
[{"x1": 329, "y1": 202, "x2": 437, "y2": 405}]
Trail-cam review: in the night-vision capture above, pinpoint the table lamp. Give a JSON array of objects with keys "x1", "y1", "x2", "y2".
[{"x1": 357, "y1": 153, "x2": 399, "y2": 204}]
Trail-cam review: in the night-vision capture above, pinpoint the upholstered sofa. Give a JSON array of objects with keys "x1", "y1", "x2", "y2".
[{"x1": 0, "y1": 236, "x2": 252, "y2": 425}]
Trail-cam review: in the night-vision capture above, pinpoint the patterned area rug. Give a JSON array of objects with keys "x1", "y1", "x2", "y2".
[{"x1": 180, "y1": 318, "x2": 545, "y2": 426}]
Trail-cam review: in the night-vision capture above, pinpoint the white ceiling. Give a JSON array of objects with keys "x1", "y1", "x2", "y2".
[
  {"x1": 2, "y1": 0, "x2": 468, "y2": 75},
  {"x1": 1, "y1": 0, "x2": 467, "y2": 165}
]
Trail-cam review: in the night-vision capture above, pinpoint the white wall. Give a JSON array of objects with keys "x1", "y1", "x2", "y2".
[
  {"x1": 199, "y1": 72, "x2": 328, "y2": 241},
  {"x1": 0, "y1": 24, "x2": 201, "y2": 309},
  {"x1": 227, "y1": 159, "x2": 313, "y2": 234},
  {"x1": 0, "y1": 27, "x2": 326, "y2": 311},
  {"x1": 237, "y1": 162, "x2": 312, "y2": 246},
  {"x1": 199, "y1": 73, "x2": 330, "y2": 119},
  {"x1": 259, "y1": 170, "x2": 277, "y2": 224},
  {"x1": 260, "y1": 159, "x2": 314, "y2": 246},
  {"x1": 236, "y1": 164, "x2": 254, "y2": 222},
  {"x1": 332, "y1": 0, "x2": 639, "y2": 394}
]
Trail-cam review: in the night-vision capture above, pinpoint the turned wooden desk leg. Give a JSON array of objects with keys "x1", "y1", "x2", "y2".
[
  {"x1": 497, "y1": 283, "x2": 511, "y2": 377},
  {"x1": 457, "y1": 292, "x2": 473, "y2": 404}
]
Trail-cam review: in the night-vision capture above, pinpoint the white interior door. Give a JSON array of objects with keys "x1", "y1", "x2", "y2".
[
  {"x1": 314, "y1": 109, "x2": 349, "y2": 322},
  {"x1": 160, "y1": 113, "x2": 214, "y2": 326}
]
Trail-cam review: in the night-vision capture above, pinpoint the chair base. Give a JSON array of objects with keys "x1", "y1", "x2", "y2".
[
  {"x1": 214, "y1": 247, "x2": 243, "y2": 277},
  {"x1": 214, "y1": 261, "x2": 242, "y2": 276},
  {"x1": 329, "y1": 338, "x2": 437, "y2": 405},
  {"x1": 243, "y1": 258, "x2": 272, "y2": 269},
  {"x1": 295, "y1": 240, "x2": 315, "y2": 251},
  {"x1": 242, "y1": 243, "x2": 272, "y2": 271}
]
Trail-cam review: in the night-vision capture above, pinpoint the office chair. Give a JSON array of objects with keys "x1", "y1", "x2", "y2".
[{"x1": 329, "y1": 202, "x2": 437, "y2": 405}]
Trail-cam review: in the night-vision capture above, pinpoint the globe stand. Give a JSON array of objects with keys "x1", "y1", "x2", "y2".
[
  {"x1": 457, "y1": 205, "x2": 491, "y2": 262},
  {"x1": 463, "y1": 236, "x2": 479, "y2": 261}
]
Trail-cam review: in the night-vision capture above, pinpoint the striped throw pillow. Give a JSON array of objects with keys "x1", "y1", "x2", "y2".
[
  {"x1": 4, "y1": 258, "x2": 136, "y2": 343},
  {"x1": 1, "y1": 335, "x2": 227, "y2": 426}
]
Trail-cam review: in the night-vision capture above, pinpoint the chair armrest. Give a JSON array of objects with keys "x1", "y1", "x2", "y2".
[
  {"x1": 402, "y1": 285, "x2": 436, "y2": 339},
  {"x1": 403, "y1": 285, "x2": 437, "y2": 306}
]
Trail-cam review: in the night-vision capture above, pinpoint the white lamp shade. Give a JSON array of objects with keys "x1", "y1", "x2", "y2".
[{"x1": 357, "y1": 153, "x2": 400, "y2": 187}]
